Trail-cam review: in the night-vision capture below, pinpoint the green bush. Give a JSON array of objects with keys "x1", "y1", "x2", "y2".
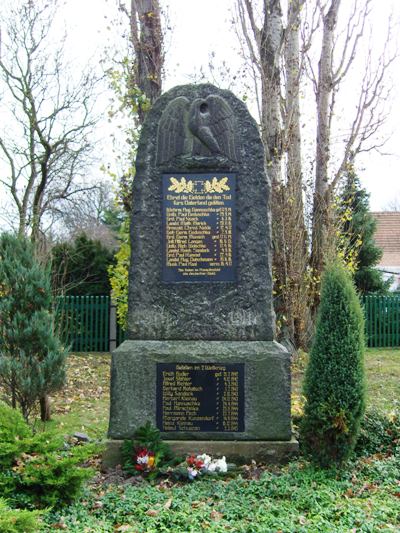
[
  {"x1": 355, "y1": 408, "x2": 400, "y2": 457},
  {"x1": 18, "y1": 448, "x2": 96, "y2": 508},
  {"x1": 0, "y1": 401, "x2": 97, "y2": 509},
  {"x1": 0, "y1": 471, "x2": 19, "y2": 501},
  {"x1": 0, "y1": 498, "x2": 42, "y2": 533},
  {"x1": 0, "y1": 402, "x2": 31, "y2": 468},
  {"x1": 52, "y1": 233, "x2": 115, "y2": 296},
  {"x1": 301, "y1": 262, "x2": 366, "y2": 466},
  {"x1": 0, "y1": 233, "x2": 67, "y2": 421},
  {"x1": 0, "y1": 402, "x2": 63, "y2": 467},
  {"x1": 108, "y1": 217, "x2": 130, "y2": 328},
  {"x1": 44, "y1": 455, "x2": 400, "y2": 532}
]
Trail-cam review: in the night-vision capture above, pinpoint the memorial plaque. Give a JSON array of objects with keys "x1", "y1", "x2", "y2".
[
  {"x1": 156, "y1": 362, "x2": 244, "y2": 432},
  {"x1": 162, "y1": 173, "x2": 236, "y2": 282}
]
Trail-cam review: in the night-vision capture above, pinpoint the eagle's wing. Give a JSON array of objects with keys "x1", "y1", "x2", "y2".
[
  {"x1": 206, "y1": 95, "x2": 239, "y2": 162},
  {"x1": 156, "y1": 96, "x2": 190, "y2": 164}
]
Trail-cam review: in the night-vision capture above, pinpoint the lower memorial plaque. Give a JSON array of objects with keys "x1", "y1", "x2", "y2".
[{"x1": 156, "y1": 363, "x2": 245, "y2": 432}]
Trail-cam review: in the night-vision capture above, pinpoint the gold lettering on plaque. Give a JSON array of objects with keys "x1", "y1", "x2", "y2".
[
  {"x1": 165, "y1": 195, "x2": 233, "y2": 277},
  {"x1": 159, "y1": 364, "x2": 243, "y2": 432}
]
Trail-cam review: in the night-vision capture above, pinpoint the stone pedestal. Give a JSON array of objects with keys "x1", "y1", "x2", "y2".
[{"x1": 107, "y1": 339, "x2": 297, "y2": 463}]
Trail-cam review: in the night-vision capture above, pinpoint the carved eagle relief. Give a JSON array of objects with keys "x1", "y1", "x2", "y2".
[{"x1": 156, "y1": 95, "x2": 240, "y2": 164}]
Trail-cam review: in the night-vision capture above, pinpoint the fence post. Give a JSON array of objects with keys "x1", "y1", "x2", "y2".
[{"x1": 109, "y1": 297, "x2": 117, "y2": 352}]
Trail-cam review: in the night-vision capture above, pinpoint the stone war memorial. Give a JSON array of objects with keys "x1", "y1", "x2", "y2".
[{"x1": 107, "y1": 83, "x2": 298, "y2": 463}]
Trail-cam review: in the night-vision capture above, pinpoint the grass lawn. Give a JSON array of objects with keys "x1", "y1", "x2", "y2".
[
  {"x1": 363, "y1": 349, "x2": 400, "y2": 411},
  {"x1": 37, "y1": 349, "x2": 400, "y2": 531},
  {"x1": 41, "y1": 353, "x2": 111, "y2": 439}
]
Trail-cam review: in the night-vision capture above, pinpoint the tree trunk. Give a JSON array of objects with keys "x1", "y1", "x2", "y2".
[
  {"x1": 18, "y1": 216, "x2": 26, "y2": 238},
  {"x1": 118, "y1": 0, "x2": 163, "y2": 212},
  {"x1": 40, "y1": 395, "x2": 51, "y2": 422},
  {"x1": 130, "y1": 0, "x2": 163, "y2": 124},
  {"x1": 257, "y1": 1, "x2": 284, "y2": 340},
  {"x1": 259, "y1": 0, "x2": 283, "y2": 178},
  {"x1": 240, "y1": 0, "x2": 311, "y2": 348},
  {"x1": 257, "y1": 0, "x2": 309, "y2": 348},
  {"x1": 11, "y1": 372, "x2": 17, "y2": 409},
  {"x1": 285, "y1": 0, "x2": 304, "y2": 213},
  {"x1": 31, "y1": 152, "x2": 52, "y2": 421},
  {"x1": 311, "y1": 0, "x2": 341, "y2": 287},
  {"x1": 283, "y1": 0, "x2": 309, "y2": 347}
]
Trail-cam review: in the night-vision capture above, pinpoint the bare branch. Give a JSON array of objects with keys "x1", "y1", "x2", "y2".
[
  {"x1": 0, "y1": 0, "x2": 101, "y2": 240},
  {"x1": 236, "y1": 0, "x2": 262, "y2": 73},
  {"x1": 333, "y1": 0, "x2": 371, "y2": 85},
  {"x1": 330, "y1": 14, "x2": 398, "y2": 190}
]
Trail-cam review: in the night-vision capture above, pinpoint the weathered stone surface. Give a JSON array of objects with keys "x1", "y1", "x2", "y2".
[
  {"x1": 108, "y1": 340, "x2": 291, "y2": 441},
  {"x1": 107, "y1": 84, "x2": 295, "y2": 461},
  {"x1": 103, "y1": 438, "x2": 299, "y2": 469},
  {"x1": 127, "y1": 83, "x2": 274, "y2": 341}
]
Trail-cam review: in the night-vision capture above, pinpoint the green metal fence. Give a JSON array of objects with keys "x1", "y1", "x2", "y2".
[
  {"x1": 55, "y1": 295, "x2": 126, "y2": 352},
  {"x1": 363, "y1": 294, "x2": 400, "y2": 348}
]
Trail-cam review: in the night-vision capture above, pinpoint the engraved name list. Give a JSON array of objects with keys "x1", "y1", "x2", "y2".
[
  {"x1": 156, "y1": 363, "x2": 245, "y2": 432},
  {"x1": 162, "y1": 173, "x2": 236, "y2": 282}
]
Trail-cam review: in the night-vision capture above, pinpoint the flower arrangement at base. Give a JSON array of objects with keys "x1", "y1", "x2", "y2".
[
  {"x1": 121, "y1": 422, "x2": 175, "y2": 479},
  {"x1": 133, "y1": 447, "x2": 156, "y2": 473},
  {"x1": 185, "y1": 454, "x2": 228, "y2": 480},
  {"x1": 121, "y1": 423, "x2": 234, "y2": 482}
]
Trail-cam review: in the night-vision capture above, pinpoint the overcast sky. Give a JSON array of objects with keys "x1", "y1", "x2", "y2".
[{"x1": 4, "y1": 0, "x2": 400, "y2": 213}]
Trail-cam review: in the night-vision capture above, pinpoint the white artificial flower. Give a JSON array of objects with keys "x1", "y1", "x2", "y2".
[
  {"x1": 213, "y1": 456, "x2": 227, "y2": 473},
  {"x1": 204, "y1": 456, "x2": 228, "y2": 473},
  {"x1": 197, "y1": 453, "x2": 211, "y2": 467},
  {"x1": 206, "y1": 461, "x2": 217, "y2": 473},
  {"x1": 190, "y1": 454, "x2": 228, "y2": 475}
]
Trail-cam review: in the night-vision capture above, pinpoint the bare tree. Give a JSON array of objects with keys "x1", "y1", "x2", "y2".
[
  {"x1": 0, "y1": 0, "x2": 102, "y2": 421},
  {"x1": 0, "y1": 0, "x2": 100, "y2": 244},
  {"x1": 113, "y1": 0, "x2": 164, "y2": 211},
  {"x1": 118, "y1": 0, "x2": 163, "y2": 123},
  {"x1": 103, "y1": 1, "x2": 164, "y2": 331},
  {"x1": 236, "y1": 0, "x2": 397, "y2": 343},
  {"x1": 50, "y1": 182, "x2": 120, "y2": 249},
  {"x1": 308, "y1": 0, "x2": 396, "y2": 309},
  {"x1": 237, "y1": 0, "x2": 310, "y2": 347}
]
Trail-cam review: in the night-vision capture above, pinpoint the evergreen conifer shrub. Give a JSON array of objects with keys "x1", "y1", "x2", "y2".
[
  {"x1": 337, "y1": 170, "x2": 390, "y2": 294},
  {"x1": 51, "y1": 233, "x2": 115, "y2": 295},
  {"x1": 0, "y1": 498, "x2": 42, "y2": 533},
  {"x1": 0, "y1": 402, "x2": 96, "y2": 509},
  {"x1": 301, "y1": 262, "x2": 365, "y2": 466},
  {"x1": 0, "y1": 402, "x2": 31, "y2": 468},
  {"x1": 0, "y1": 234, "x2": 67, "y2": 420}
]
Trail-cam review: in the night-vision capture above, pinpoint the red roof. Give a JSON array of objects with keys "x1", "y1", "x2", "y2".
[{"x1": 371, "y1": 212, "x2": 400, "y2": 267}]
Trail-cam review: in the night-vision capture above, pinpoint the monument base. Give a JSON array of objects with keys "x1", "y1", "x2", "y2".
[
  {"x1": 108, "y1": 340, "x2": 292, "y2": 441},
  {"x1": 103, "y1": 438, "x2": 299, "y2": 469}
]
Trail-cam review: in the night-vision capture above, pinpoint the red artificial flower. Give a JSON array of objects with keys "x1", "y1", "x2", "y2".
[
  {"x1": 134, "y1": 447, "x2": 156, "y2": 471},
  {"x1": 135, "y1": 447, "x2": 148, "y2": 458},
  {"x1": 186, "y1": 455, "x2": 204, "y2": 469}
]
